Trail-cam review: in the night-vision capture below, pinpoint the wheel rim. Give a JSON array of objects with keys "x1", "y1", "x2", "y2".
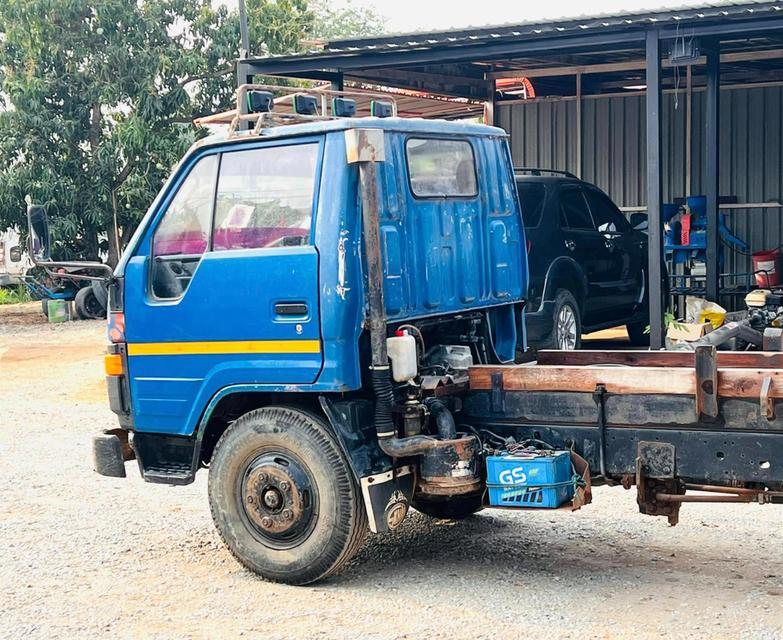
[
  {"x1": 238, "y1": 452, "x2": 318, "y2": 550},
  {"x1": 85, "y1": 292, "x2": 103, "y2": 317},
  {"x1": 556, "y1": 304, "x2": 578, "y2": 350}
]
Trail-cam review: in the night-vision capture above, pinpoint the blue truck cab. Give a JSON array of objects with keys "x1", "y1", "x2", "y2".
[{"x1": 94, "y1": 86, "x2": 527, "y2": 584}]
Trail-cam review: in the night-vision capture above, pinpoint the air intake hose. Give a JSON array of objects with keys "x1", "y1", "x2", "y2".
[
  {"x1": 371, "y1": 367, "x2": 396, "y2": 438},
  {"x1": 424, "y1": 397, "x2": 457, "y2": 440}
]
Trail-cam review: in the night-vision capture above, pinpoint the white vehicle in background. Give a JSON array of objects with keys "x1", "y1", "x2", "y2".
[{"x1": 0, "y1": 228, "x2": 32, "y2": 286}]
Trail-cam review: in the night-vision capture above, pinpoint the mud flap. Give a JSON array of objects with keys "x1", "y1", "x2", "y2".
[
  {"x1": 93, "y1": 434, "x2": 126, "y2": 478},
  {"x1": 360, "y1": 465, "x2": 416, "y2": 533}
]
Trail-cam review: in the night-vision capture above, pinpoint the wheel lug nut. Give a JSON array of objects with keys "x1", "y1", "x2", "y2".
[
  {"x1": 261, "y1": 516, "x2": 272, "y2": 528},
  {"x1": 280, "y1": 481, "x2": 289, "y2": 490},
  {"x1": 246, "y1": 495, "x2": 254, "y2": 504},
  {"x1": 258, "y1": 473, "x2": 267, "y2": 482},
  {"x1": 283, "y1": 508, "x2": 293, "y2": 520}
]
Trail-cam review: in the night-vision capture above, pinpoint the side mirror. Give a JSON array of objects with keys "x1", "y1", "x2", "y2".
[{"x1": 27, "y1": 204, "x2": 51, "y2": 262}]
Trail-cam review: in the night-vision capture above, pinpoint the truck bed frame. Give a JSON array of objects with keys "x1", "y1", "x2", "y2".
[{"x1": 465, "y1": 348, "x2": 783, "y2": 523}]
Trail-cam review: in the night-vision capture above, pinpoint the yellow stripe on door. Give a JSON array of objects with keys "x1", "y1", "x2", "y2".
[{"x1": 127, "y1": 340, "x2": 321, "y2": 356}]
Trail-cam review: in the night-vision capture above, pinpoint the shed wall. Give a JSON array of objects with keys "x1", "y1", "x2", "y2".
[{"x1": 497, "y1": 85, "x2": 783, "y2": 283}]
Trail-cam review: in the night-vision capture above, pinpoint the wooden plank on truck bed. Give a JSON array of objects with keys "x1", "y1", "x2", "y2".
[
  {"x1": 535, "y1": 350, "x2": 783, "y2": 369},
  {"x1": 469, "y1": 365, "x2": 783, "y2": 399}
]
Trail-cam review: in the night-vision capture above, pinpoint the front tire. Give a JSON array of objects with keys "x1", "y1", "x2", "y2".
[
  {"x1": 546, "y1": 289, "x2": 582, "y2": 350},
  {"x1": 208, "y1": 407, "x2": 367, "y2": 585}
]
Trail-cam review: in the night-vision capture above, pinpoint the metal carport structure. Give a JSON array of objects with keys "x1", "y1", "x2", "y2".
[{"x1": 238, "y1": 1, "x2": 783, "y2": 348}]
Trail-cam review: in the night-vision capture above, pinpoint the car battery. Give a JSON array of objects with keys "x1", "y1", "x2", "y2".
[{"x1": 486, "y1": 450, "x2": 574, "y2": 508}]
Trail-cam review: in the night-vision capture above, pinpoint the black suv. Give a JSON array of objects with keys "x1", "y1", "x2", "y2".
[{"x1": 517, "y1": 169, "x2": 649, "y2": 350}]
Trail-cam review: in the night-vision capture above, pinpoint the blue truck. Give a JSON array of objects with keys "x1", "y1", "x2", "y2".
[{"x1": 28, "y1": 85, "x2": 783, "y2": 585}]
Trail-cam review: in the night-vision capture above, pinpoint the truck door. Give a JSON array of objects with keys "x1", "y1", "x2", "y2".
[
  {"x1": 123, "y1": 140, "x2": 324, "y2": 434},
  {"x1": 583, "y1": 186, "x2": 644, "y2": 316},
  {"x1": 557, "y1": 185, "x2": 618, "y2": 322}
]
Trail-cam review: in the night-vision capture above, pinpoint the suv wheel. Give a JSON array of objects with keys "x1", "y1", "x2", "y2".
[
  {"x1": 626, "y1": 320, "x2": 650, "y2": 346},
  {"x1": 548, "y1": 289, "x2": 582, "y2": 350}
]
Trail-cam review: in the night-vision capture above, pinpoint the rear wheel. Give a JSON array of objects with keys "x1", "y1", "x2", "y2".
[
  {"x1": 546, "y1": 289, "x2": 582, "y2": 350},
  {"x1": 208, "y1": 407, "x2": 367, "y2": 585},
  {"x1": 412, "y1": 493, "x2": 484, "y2": 520},
  {"x1": 74, "y1": 286, "x2": 104, "y2": 320},
  {"x1": 626, "y1": 320, "x2": 650, "y2": 346}
]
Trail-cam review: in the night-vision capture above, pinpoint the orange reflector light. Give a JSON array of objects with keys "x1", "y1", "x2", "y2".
[
  {"x1": 108, "y1": 312, "x2": 126, "y2": 343},
  {"x1": 104, "y1": 353, "x2": 124, "y2": 376}
]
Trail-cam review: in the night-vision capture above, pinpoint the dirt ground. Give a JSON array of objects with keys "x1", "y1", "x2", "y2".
[{"x1": 1, "y1": 302, "x2": 782, "y2": 640}]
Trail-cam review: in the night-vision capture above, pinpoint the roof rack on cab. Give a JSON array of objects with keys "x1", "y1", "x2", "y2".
[
  {"x1": 228, "y1": 84, "x2": 399, "y2": 137},
  {"x1": 514, "y1": 167, "x2": 578, "y2": 179}
]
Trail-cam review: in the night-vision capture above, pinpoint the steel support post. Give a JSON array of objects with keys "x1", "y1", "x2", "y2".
[
  {"x1": 646, "y1": 29, "x2": 664, "y2": 349},
  {"x1": 705, "y1": 39, "x2": 721, "y2": 302}
]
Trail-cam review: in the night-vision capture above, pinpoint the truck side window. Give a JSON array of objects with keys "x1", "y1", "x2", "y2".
[
  {"x1": 584, "y1": 188, "x2": 631, "y2": 234},
  {"x1": 213, "y1": 143, "x2": 318, "y2": 251},
  {"x1": 151, "y1": 155, "x2": 218, "y2": 299},
  {"x1": 406, "y1": 138, "x2": 477, "y2": 198},
  {"x1": 559, "y1": 188, "x2": 594, "y2": 230}
]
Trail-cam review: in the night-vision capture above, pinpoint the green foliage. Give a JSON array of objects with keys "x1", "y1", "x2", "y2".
[
  {"x1": 309, "y1": 1, "x2": 386, "y2": 41},
  {"x1": 0, "y1": 284, "x2": 31, "y2": 305},
  {"x1": 0, "y1": 0, "x2": 385, "y2": 266},
  {"x1": 644, "y1": 310, "x2": 681, "y2": 335}
]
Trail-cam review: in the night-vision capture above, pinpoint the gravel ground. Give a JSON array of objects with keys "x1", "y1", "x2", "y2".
[{"x1": 1, "y1": 302, "x2": 782, "y2": 640}]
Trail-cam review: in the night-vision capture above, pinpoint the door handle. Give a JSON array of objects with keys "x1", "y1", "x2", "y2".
[
  {"x1": 274, "y1": 302, "x2": 309, "y2": 316},
  {"x1": 564, "y1": 239, "x2": 576, "y2": 252}
]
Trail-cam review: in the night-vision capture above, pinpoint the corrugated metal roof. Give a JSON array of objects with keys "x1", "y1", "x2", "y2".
[{"x1": 248, "y1": 1, "x2": 782, "y2": 64}]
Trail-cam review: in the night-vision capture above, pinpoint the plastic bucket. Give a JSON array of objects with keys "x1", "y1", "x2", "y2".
[
  {"x1": 753, "y1": 249, "x2": 781, "y2": 287},
  {"x1": 47, "y1": 299, "x2": 71, "y2": 323}
]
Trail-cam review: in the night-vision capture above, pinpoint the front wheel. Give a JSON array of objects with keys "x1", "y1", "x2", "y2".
[
  {"x1": 208, "y1": 407, "x2": 367, "y2": 585},
  {"x1": 546, "y1": 289, "x2": 582, "y2": 350}
]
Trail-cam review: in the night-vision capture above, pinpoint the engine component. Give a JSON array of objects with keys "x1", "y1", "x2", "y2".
[
  {"x1": 417, "y1": 435, "x2": 482, "y2": 496},
  {"x1": 394, "y1": 388, "x2": 427, "y2": 437},
  {"x1": 424, "y1": 344, "x2": 474, "y2": 372},
  {"x1": 424, "y1": 397, "x2": 457, "y2": 440}
]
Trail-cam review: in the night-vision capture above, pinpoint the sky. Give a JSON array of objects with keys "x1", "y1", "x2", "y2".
[{"x1": 221, "y1": 0, "x2": 722, "y2": 34}]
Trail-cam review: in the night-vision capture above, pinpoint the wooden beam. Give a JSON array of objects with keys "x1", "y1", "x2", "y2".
[
  {"x1": 488, "y1": 48, "x2": 783, "y2": 79},
  {"x1": 695, "y1": 345, "x2": 719, "y2": 419},
  {"x1": 535, "y1": 349, "x2": 783, "y2": 369},
  {"x1": 469, "y1": 364, "x2": 783, "y2": 399},
  {"x1": 470, "y1": 365, "x2": 695, "y2": 395}
]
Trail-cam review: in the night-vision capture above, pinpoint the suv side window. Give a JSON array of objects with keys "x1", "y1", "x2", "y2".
[
  {"x1": 517, "y1": 182, "x2": 547, "y2": 229},
  {"x1": 584, "y1": 188, "x2": 631, "y2": 234},
  {"x1": 213, "y1": 143, "x2": 318, "y2": 251},
  {"x1": 151, "y1": 155, "x2": 218, "y2": 299},
  {"x1": 559, "y1": 187, "x2": 594, "y2": 230}
]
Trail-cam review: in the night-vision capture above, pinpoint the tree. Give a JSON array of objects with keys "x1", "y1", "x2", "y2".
[
  {"x1": 0, "y1": 0, "x2": 384, "y2": 265},
  {"x1": 309, "y1": 1, "x2": 386, "y2": 42}
]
